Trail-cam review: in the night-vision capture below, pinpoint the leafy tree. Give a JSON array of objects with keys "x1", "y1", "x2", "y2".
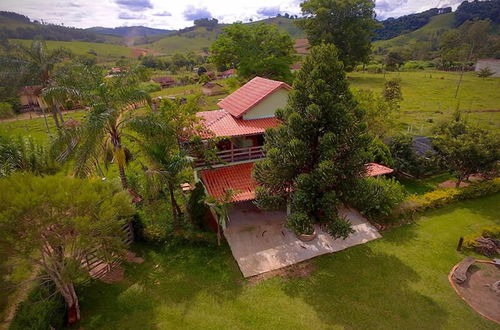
[
  {"x1": 477, "y1": 66, "x2": 494, "y2": 79},
  {"x1": 50, "y1": 63, "x2": 151, "y2": 189},
  {"x1": 253, "y1": 44, "x2": 369, "y2": 238},
  {"x1": 355, "y1": 90, "x2": 397, "y2": 139},
  {"x1": 382, "y1": 78, "x2": 403, "y2": 106},
  {"x1": 0, "y1": 173, "x2": 135, "y2": 323},
  {"x1": 385, "y1": 51, "x2": 404, "y2": 70},
  {"x1": 297, "y1": 0, "x2": 379, "y2": 69},
  {"x1": 433, "y1": 112, "x2": 499, "y2": 187},
  {"x1": 210, "y1": 23, "x2": 295, "y2": 82}
]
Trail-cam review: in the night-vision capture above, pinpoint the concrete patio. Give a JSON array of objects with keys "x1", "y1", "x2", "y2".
[{"x1": 224, "y1": 202, "x2": 381, "y2": 277}]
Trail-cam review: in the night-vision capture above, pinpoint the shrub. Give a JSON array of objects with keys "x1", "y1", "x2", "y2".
[
  {"x1": 346, "y1": 177, "x2": 406, "y2": 218},
  {"x1": 135, "y1": 202, "x2": 173, "y2": 244},
  {"x1": 463, "y1": 225, "x2": 500, "y2": 250},
  {"x1": 10, "y1": 281, "x2": 65, "y2": 330},
  {"x1": 287, "y1": 212, "x2": 314, "y2": 235},
  {"x1": 383, "y1": 178, "x2": 500, "y2": 224},
  {"x1": 139, "y1": 81, "x2": 162, "y2": 93},
  {"x1": 477, "y1": 67, "x2": 494, "y2": 79},
  {"x1": 187, "y1": 181, "x2": 211, "y2": 230},
  {"x1": 365, "y1": 63, "x2": 384, "y2": 73},
  {"x1": 0, "y1": 102, "x2": 14, "y2": 119},
  {"x1": 324, "y1": 216, "x2": 355, "y2": 239}
]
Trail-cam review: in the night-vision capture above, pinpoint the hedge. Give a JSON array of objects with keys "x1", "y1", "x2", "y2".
[{"x1": 378, "y1": 178, "x2": 500, "y2": 224}]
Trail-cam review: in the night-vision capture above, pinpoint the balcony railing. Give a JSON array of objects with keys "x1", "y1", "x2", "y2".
[{"x1": 195, "y1": 146, "x2": 265, "y2": 167}]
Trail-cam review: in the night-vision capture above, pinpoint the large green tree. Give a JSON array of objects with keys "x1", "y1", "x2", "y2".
[
  {"x1": 253, "y1": 44, "x2": 370, "y2": 238},
  {"x1": 210, "y1": 23, "x2": 295, "y2": 82},
  {"x1": 0, "y1": 174, "x2": 135, "y2": 323},
  {"x1": 50, "y1": 63, "x2": 151, "y2": 189},
  {"x1": 298, "y1": 0, "x2": 379, "y2": 69},
  {"x1": 432, "y1": 112, "x2": 499, "y2": 187}
]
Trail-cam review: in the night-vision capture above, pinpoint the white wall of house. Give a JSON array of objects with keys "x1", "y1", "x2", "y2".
[{"x1": 242, "y1": 88, "x2": 289, "y2": 120}]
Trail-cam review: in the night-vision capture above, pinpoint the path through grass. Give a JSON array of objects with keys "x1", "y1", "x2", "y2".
[{"x1": 78, "y1": 194, "x2": 500, "y2": 329}]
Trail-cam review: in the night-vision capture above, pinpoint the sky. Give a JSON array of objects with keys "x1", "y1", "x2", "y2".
[{"x1": 0, "y1": 0, "x2": 466, "y2": 30}]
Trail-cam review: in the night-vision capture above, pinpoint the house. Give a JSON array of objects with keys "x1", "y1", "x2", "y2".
[
  {"x1": 190, "y1": 76, "x2": 386, "y2": 277},
  {"x1": 290, "y1": 62, "x2": 302, "y2": 72},
  {"x1": 475, "y1": 59, "x2": 500, "y2": 77},
  {"x1": 18, "y1": 85, "x2": 48, "y2": 111},
  {"x1": 217, "y1": 68, "x2": 235, "y2": 79},
  {"x1": 152, "y1": 76, "x2": 176, "y2": 88},
  {"x1": 201, "y1": 82, "x2": 225, "y2": 96}
]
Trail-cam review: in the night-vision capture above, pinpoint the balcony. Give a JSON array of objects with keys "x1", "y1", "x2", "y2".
[{"x1": 194, "y1": 146, "x2": 265, "y2": 167}]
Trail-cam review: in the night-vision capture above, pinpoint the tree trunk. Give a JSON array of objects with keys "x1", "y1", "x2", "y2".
[
  {"x1": 455, "y1": 176, "x2": 463, "y2": 188},
  {"x1": 51, "y1": 105, "x2": 61, "y2": 128},
  {"x1": 62, "y1": 283, "x2": 80, "y2": 324},
  {"x1": 217, "y1": 218, "x2": 221, "y2": 246},
  {"x1": 118, "y1": 163, "x2": 128, "y2": 190},
  {"x1": 168, "y1": 185, "x2": 179, "y2": 230},
  {"x1": 57, "y1": 104, "x2": 65, "y2": 125}
]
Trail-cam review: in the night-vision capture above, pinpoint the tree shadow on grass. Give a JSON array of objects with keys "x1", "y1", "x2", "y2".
[
  {"x1": 282, "y1": 245, "x2": 449, "y2": 330},
  {"x1": 77, "y1": 242, "x2": 243, "y2": 329}
]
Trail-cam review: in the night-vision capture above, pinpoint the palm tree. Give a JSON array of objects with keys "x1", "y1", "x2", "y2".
[
  {"x1": 52, "y1": 63, "x2": 151, "y2": 189},
  {"x1": 6, "y1": 40, "x2": 71, "y2": 129},
  {"x1": 128, "y1": 106, "x2": 194, "y2": 229}
]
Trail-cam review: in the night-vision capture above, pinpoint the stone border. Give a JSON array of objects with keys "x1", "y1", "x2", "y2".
[{"x1": 447, "y1": 259, "x2": 499, "y2": 325}]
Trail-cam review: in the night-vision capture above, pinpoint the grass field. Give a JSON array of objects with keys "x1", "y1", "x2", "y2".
[
  {"x1": 9, "y1": 39, "x2": 133, "y2": 62},
  {"x1": 77, "y1": 193, "x2": 500, "y2": 329},
  {"x1": 348, "y1": 70, "x2": 500, "y2": 134},
  {"x1": 0, "y1": 110, "x2": 88, "y2": 144}
]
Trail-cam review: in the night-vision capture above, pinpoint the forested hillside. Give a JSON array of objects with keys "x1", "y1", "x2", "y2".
[{"x1": 0, "y1": 11, "x2": 120, "y2": 43}]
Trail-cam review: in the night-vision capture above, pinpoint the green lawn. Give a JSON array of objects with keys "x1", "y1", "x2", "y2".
[
  {"x1": 9, "y1": 39, "x2": 132, "y2": 62},
  {"x1": 0, "y1": 110, "x2": 88, "y2": 144},
  {"x1": 400, "y1": 173, "x2": 454, "y2": 195},
  {"x1": 348, "y1": 70, "x2": 500, "y2": 134},
  {"x1": 78, "y1": 194, "x2": 500, "y2": 329}
]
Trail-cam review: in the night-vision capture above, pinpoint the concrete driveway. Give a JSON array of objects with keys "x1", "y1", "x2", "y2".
[{"x1": 224, "y1": 202, "x2": 381, "y2": 277}]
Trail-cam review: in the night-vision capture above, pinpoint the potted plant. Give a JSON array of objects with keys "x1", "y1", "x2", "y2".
[{"x1": 287, "y1": 213, "x2": 317, "y2": 242}]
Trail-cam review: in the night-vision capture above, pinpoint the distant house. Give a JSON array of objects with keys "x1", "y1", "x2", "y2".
[
  {"x1": 18, "y1": 85, "x2": 48, "y2": 111},
  {"x1": 218, "y1": 69, "x2": 235, "y2": 79},
  {"x1": 475, "y1": 59, "x2": 500, "y2": 77},
  {"x1": 201, "y1": 82, "x2": 225, "y2": 96},
  {"x1": 152, "y1": 76, "x2": 176, "y2": 88}
]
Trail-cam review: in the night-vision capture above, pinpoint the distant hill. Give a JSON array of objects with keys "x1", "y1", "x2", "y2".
[
  {"x1": 374, "y1": 7, "x2": 452, "y2": 41},
  {"x1": 135, "y1": 16, "x2": 305, "y2": 55},
  {"x1": 87, "y1": 26, "x2": 174, "y2": 38},
  {"x1": 0, "y1": 11, "x2": 122, "y2": 44}
]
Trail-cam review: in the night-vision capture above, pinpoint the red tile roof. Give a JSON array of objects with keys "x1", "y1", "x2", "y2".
[
  {"x1": 217, "y1": 76, "x2": 291, "y2": 118},
  {"x1": 199, "y1": 162, "x2": 256, "y2": 203},
  {"x1": 365, "y1": 163, "x2": 394, "y2": 177},
  {"x1": 200, "y1": 162, "x2": 394, "y2": 203},
  {"x1": 196, "y1": 110, "x2": 280, "y2": 138}
]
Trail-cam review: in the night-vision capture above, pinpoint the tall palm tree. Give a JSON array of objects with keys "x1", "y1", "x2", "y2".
[
  {"x1": 52, "y1": 63, "x2": 151, "y2": 189},
  {"x1": 204, "y1": 189, "x2": 235, "y2": 246},
  {"x1": 6, "y1": 40, "x2": 71, "y2": 129},
  {"x1": 128, "y1": 107, "x2": 193, "y2": 229}
]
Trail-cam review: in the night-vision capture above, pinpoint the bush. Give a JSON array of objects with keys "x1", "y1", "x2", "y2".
[
  {"x1": 10, "y1": 281, "x2": 65, "y2": 330},
  {"x1": 139, "y1": 81, "x2": 162, "y2": 93},
  {"x1": 135, "y1": 202, "x2": 173, "y2": 244},
  {"x1": 286, "y1": 212, "x2": 314, "y2": 235},
  {"x1": 346, "y1": 177, "x2": 406, "y2": 218},
  {"x1": 401, "y1": 61, "x2": 435, "y2": 71},
  {"x1": 384, "y1": 178, "x2": 500, "y2": 223},
  {"x1": 0, "y1": 102, "x2": 15, "y2": 119},
  {"x1": 463, "y1": 225, "x2": 500, "y2": 250},
  {"x1": 187, "y1": 181, "x2": 211, "y2": 230},
  {"x1": 365, "y1": 63, "x2": 384, "y2": 73},
  {"x1": 324, "y1": 216, "x2": 355, "y2": 240}
]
